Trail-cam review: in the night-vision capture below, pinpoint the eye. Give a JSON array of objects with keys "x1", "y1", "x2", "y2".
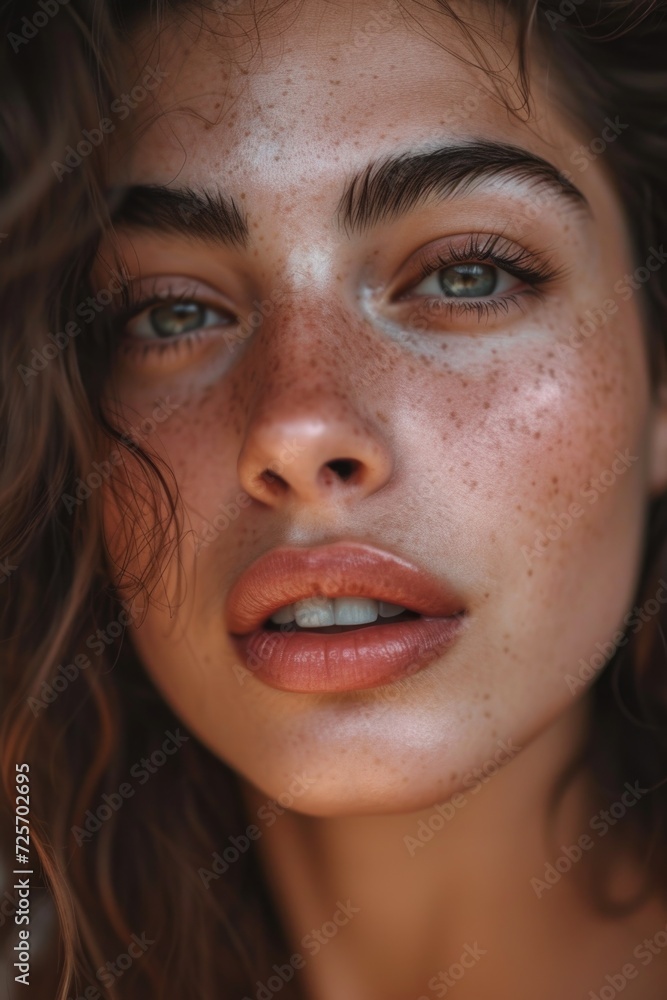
[
  {"x1": 127, "y1": 299, "x2": 233, "y2": 341},
  {"x1": 413, "y1": 261, "x2": 521, "y2": 299}
]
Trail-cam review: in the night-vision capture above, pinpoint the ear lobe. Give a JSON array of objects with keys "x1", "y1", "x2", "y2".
[{"x1": 648, "y1": 379, "x2": 667, "y2": 498}]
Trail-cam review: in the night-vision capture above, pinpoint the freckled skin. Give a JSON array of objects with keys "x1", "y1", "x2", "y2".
[
  {"x1": 94, "y1": 3, "x2": 667, "y2": 993},
  {"x1": 95, "y1": 0, "x2": 667, "y2": 812}
]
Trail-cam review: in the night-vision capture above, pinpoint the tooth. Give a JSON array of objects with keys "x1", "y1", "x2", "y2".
[
  {"x1": 334, "y1": 597, "x2": 378, "y2": 625},
  {"x1": 378, "y1": 602, "x2": 405, "y2": 618},
  {"x1": 294, "y1": 597, "x2": 335, "y2": 627},
  {"x1": 270, "y1": 604, "x2": 295, "y2": 624}
]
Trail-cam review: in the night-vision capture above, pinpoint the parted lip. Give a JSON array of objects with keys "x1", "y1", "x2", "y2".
[{"x1": 225, "y1": 541, "x2": 465, "y2": 636}]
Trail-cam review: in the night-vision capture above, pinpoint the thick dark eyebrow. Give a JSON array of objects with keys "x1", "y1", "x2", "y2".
[
  {"x1": 109, "y1": 140, "x2": 588, "y2": 249},
  {"x1": 336, "y1": 140, "x2": 590, "y2": 234},
  {"x1": 110, "y1": 184, "x2": 250, "y2": 248}
]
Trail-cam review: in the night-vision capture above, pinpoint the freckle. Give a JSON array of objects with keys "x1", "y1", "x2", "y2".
[
  {"x1": 483, "y1": 692, "x2": 490, "y2": 700},
  {"x1": 527, "y1": 569, "x2": 533, "y2": 576},
  {"x1": 484, "y1": 710, "x2": 491, "y2": 718}
]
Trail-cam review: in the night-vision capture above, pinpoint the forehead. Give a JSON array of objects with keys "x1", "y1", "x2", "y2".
[{"x1": 115, "y1": 0, "x2": 581, "y2": 190}]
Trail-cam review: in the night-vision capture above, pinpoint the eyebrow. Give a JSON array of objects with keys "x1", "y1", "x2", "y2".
[
  {"x1": 109, "y1": 140, "x2": 589, "y2": 246},
  {"x1": 110, "y1": 184, "x2": 250, "y2": 248},
  {"x1": 336, "y1": 140, "x2": 590, "y2": 233}
]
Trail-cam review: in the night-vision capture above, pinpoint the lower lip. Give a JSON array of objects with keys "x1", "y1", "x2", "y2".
[{"x1": 231, "y1": 614, "x2": 466, "y2": 693}]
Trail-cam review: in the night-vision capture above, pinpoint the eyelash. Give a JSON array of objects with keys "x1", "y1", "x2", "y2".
[
  {"x1": 404, "y1": 233, "x2": 562, "y2": 319},
  {"x1": 115, "y1": 282, "x2": 231, "y2": 360},
  {"x1": 115, "y1": 235, "x2": 562, "y2": 361}
]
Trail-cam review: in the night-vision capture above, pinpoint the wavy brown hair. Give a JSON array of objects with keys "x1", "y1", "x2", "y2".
[{"x1": 2, "y1": 0, "x2": 667, "y2": 996}]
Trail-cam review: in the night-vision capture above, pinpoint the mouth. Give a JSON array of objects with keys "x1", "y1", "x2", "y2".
[
  {"x1": 226, "y1": 542, "x2": 466, "y2": 693},
  {"x1": 263, "y1": 597, "x2": 421, "y2": 633}
]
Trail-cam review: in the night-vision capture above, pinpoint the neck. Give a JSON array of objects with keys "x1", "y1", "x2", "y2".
[{"x1": 240, "y1": 693, "x2": 650, "y2": 999}]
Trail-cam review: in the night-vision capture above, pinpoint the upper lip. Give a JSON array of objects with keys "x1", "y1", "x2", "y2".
[{"x1": 225, "y1": 541, "x2": 465, "y2": 635}]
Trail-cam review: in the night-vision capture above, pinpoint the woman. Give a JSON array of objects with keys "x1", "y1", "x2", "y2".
[{"x1": 2, "y1": 0, "x2": 667, "y2": 996}]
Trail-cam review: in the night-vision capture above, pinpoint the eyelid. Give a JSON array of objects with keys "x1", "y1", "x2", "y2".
[
  {"x1": 116, "y1": 276, "x2": 237, "y2": 321},
  {"x1": 113, "y1": 277, "x2": 239, "y2": 348},
  {"x1": 392, "y1": 233, "x2": 564, "y2": 300}
]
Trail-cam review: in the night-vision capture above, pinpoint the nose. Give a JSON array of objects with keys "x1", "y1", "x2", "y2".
[
  {"x1": 237, "y1": 320, "x2": 393, "y2": 507},
  {"x1": 237, "y1": 400, "x2": 393, "y2": 508}
]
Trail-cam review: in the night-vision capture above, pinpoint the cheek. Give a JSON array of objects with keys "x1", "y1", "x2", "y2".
[
  {"x1": 100, "y1": 370, "x2": 253, "y2": 596},
  {"x1": 412, "y1": 295, "x2": 651, "y2": 695}
]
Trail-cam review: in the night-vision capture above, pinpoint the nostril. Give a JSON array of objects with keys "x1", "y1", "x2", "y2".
[
  {"x1": 325, "y1": 458, "x2": 359, "y2": 482},
  {"x1": 259, "y1": 467, "x2": 288, "y2": 493}
]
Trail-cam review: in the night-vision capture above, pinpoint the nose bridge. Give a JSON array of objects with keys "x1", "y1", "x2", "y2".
[
  {"x1": 247, "y1": 295, "x2": 360, "y2": 416},
  {"x1": 236, "y1": 299, "x2": 393, "y2": 507}
]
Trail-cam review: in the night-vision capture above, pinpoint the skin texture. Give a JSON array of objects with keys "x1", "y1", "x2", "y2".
[{"x1": 94, "y1": 1, "x2": 667, "y2": 995}]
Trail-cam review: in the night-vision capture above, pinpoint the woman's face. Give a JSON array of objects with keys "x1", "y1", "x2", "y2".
[{"x1": 96, "y1": 0, "x2": 667, "y2": 814}]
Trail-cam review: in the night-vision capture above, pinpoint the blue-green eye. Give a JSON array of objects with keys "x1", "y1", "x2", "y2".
[
  {"x1": 414, "y1": 262, "x2": 518, "y2": 299},
  {"x1": 437, "y1": 263, "x2": 498, "y2": 297},
  {"x1": 126, "y1": 300, "x2": 232, "y2": 341},
  {"x1": 149, "y1": 302, "x2": 207, "y2": 337}
]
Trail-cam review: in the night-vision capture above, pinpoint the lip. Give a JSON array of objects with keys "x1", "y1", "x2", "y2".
[{"x1": 226, "y1": 542, "x2": 466, "y2": 693}]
